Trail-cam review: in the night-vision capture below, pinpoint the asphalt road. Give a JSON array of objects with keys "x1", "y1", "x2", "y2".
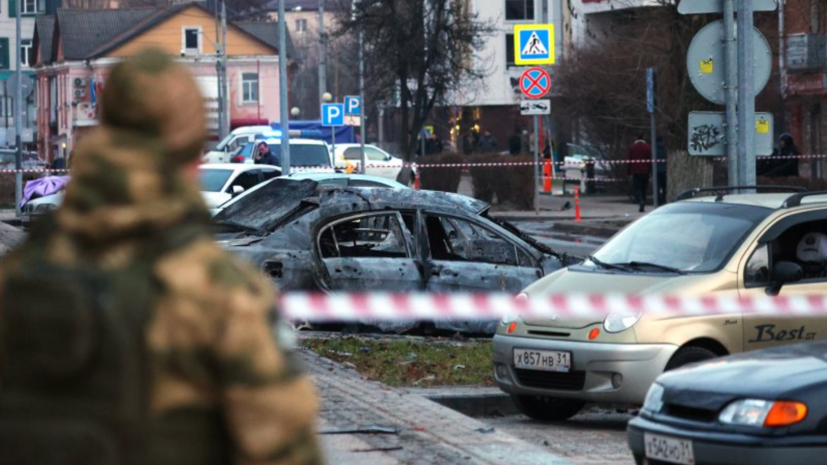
[{"x1": 483, "y1": 406, "x2": 636, "y2": 465}]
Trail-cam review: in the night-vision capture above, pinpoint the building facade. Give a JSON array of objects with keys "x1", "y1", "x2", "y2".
[
  {"x1": 783, "y1": 0, "x2": 827, "y2": 176},
  {"x1": 32, "y1": 4, "x2": 286, "y2": 162}
]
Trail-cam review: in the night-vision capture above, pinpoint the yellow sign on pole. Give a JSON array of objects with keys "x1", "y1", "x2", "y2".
[
  {"x1": 514, "y1": 24, "x2": 556, "y2": 65},
  {"x1": 755, "y1": 118, "x2": 770, "y2": 134},
  {"x1": 700, "y1": 59, "x2": 714, "y2": 74}
]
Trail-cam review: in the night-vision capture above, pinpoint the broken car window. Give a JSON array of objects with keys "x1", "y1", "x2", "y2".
[
  {"x1": 425, "y1": 214, "x2": 532, "y2": 267},
  {"x1": 319, "y1": 213, "x2": 410, "y2": 259}
]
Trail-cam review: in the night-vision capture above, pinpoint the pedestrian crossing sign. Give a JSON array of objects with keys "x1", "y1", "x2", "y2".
[{"x1": 514, "y1": 24, "x2": 555, "y2": 65}]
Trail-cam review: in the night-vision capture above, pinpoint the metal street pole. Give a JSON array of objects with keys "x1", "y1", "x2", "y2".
[
  {"x1": 647, "y1": 68, "x2": 658, "y2": 208},
  {"x1": 723, "y1": 0, "x2": 738, "y2": 187},
  {"x1": 318, "y1": 0, "x2": 327, "y2": 112},
  {"x1": 533, "y1": 115, "x2": 540, "y2": 215},
  {"x1": 214, "y1": 0, "x2": 225, "y2": 139},
  {"x1": 14, "y1": 0, "x2": 21, "y2": 217},
  {"x1": 359, "y1": 30, "x2": 366, "y2": 173},
  {"x1": 221, "y1": 0, "x2": 229, "y2": 136},
  {"x1": 737, "y1": 0, "x2": 755, "y2": 186},
  {"x1": 278, "y1": 0, "x2": 291, "y2": 174}
]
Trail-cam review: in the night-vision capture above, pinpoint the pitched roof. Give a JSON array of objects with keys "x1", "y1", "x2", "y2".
[
  {"x1": 33, "y1": 15, "x2": 55, "y2": 65},
  {"x1": 56, "y1": 8, "x2": 158, "y2": 60},
  {"x1": 236, "y1": 21, "x2": 294, "y2": 58}
]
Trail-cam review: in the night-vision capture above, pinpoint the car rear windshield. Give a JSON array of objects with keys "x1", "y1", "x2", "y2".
[
  {"x1": 588, "y1": 202, "x2": 772, "y2": 273},
  {"x1": 271, "y1": 143, "x2": 331, "y2": 167},
  {"x1": 198, "y1": 169, "x2": 233, "y2": 192}
]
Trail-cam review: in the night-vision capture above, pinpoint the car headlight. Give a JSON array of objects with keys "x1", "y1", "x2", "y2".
[
  {"x1": 502, "y1": 293, "x2": 528, "y2": 325},
  {"x1": 642, "y1": 383, "x2": 664, "y2": 415},
  {"x1": 719, "y1": 399, "x2": 807, "y2": 428},
  {"x1": 35, "y1": 204, "x2": 56, "y2": 213},
  {"x1": 603, "y1": 311, "x2": 642, "y2": 333}
]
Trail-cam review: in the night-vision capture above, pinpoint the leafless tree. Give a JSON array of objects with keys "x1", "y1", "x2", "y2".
[
  {"x1": 334, "y1": 0, "x2": 495, "y2": 162},
  {"x1": 556, "y1": 0, "x2": 783, "y2": 197}
]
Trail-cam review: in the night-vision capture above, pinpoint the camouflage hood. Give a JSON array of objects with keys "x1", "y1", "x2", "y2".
[{"x1": 57, "y1": 49, "x2": 210, "y2": 241}]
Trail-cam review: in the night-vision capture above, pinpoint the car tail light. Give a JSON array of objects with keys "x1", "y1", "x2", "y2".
[
  {"x1": 231, "y1": 156, "x2": 245, "y2": 163},
  {"x1": 764, "y1": 401, "x2": 808, "y2": 427}
]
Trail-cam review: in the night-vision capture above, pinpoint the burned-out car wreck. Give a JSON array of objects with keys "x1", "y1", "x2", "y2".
[{"x1": 213, "y1": 179, "x2": 572, "y2": 333}]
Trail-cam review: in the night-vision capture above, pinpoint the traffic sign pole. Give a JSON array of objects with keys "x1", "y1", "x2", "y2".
[
  {"x1": 533, "y1": 115, "x2": 540, "y2": 215},
  {"x1": 724, "y1": 0, "x2": 738, "y2": 187},
  {"x1": 737, "y1": 0, "x2": 756, "y2": 186}
]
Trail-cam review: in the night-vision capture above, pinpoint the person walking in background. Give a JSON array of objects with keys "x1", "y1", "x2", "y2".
[
  {"x1": 0, "y1": 49, "x2": 323, "y2": 465},
  {"x1": 426, "y1": 132, "x2": 443, "y2": 155},
  {"x1": 508, "y1": 128, "x2": 522, "y2": 155},
  {"x1": 655, "y1": 136, "x2": 668, "y2": 205},
  {"x1": 776, "y1": 133, "x2": 800, "y2": 178},
  {"x1": 463, "y1": 131, "x2": 476, "y2": 155},
  {"x1": 627, "y1": 133, "x2": 652, "y2": 213},
  {"x1": 478, "y1": 130, "x2": 498, "y2": 154}
]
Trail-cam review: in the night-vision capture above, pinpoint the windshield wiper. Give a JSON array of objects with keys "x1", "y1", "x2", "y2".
[
  {"x1": 619, "y1": 261, "x2": 686, "y2": 275},
  {"x1": 586, "y1": 256, "x2": 631, "y2": 272}
]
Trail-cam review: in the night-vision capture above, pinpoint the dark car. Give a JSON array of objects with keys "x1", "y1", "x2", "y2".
[
  {"x1": 213, "y1": 179, "x2": 571, "y2": 333},
  {"x1": 628, "y1": 341, "x2": 827, "y2": 465}
]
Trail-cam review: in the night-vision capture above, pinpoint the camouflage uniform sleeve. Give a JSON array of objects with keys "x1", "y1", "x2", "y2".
[
  {"x1": 152, "y1": 239, "x2": 323, "y2": 465},
  {"x1": 206, "y1": 256, "x2": 324, "y2": 465}
]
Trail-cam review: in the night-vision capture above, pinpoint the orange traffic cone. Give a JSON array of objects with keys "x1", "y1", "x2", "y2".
[
  {"x1": 544, "y1": 159, "x2": 552, "y2": 193},
  {"x1": 575, "y1": 186, "x2": 581, "y2": 223},
  {"x1": 414, "y1": 171, "x2": 420, "y2": 190}
]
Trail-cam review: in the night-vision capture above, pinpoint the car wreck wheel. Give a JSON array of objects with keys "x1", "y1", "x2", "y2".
[{"x1": 512, "y1": 395, "x2": 584, "y2": 421}]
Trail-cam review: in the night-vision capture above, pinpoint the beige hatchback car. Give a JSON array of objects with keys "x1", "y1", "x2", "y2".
[{"x1": 493, "y1": 187, "x2": 827, "y2": 421}]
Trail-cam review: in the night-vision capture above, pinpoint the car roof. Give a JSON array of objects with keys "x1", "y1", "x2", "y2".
[
  {"x1": 684, "y1": 193, "x2": 827, "y2": 210},
  {"x1": 287, "y1": 172, "x2": 399, "y2": 183},
  {"x1": 200, "y1": 163, "x2": 280, "y2": 171},
  {"x1": 231, "y1": 125, "x2": 272, "y2": 134},
  {"x1": 253, "y1": 138, "x2": 327, "y2": 146}
]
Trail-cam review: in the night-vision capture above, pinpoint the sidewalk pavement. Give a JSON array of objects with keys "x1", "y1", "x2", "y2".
[{"x1": 302, "y1": 350, "x2": 570, "y2": 465}]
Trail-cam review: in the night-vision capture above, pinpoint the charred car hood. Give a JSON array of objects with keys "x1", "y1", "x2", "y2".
[{"x1": 659, "y1": 342, "x2": 827, "y2": 411}]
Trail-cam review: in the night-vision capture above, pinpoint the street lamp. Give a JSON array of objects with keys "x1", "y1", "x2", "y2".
[
  {"x1": 291, "y1": 107, "x2": 301, "y2": 117},
  {"x1": 322, "y1": 92, "x2": 333, "y2": 103}
]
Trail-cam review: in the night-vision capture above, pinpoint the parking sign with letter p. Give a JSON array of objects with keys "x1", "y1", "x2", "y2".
[
  {"x1": 344, "y1": 96, "x2": 361, "y2": 116},
  {"x1": 322, "y1": 103, "x2": 345, "y2": 127}
]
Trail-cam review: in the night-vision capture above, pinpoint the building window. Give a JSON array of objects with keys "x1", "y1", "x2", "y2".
[
  {"x1": 0, "y1": 38, "x2": 9, "y2": 70},
  {"x1": 20, "y1": 39, "x2": 30, "y2": 67},
  {"x1": 296, "y1": 18, "x2": 307, "y2": 33},
  {"x1": 505, "y1": 34, "x2": 515, "y2": 67},
  {"x1": 241, "y1": 73, "x2": 259, "y2": 103},
  {"x1": 183, "y1": 27, "x2": 201, "y2": 53},
  {"x1": 505, "y1": 0, "x2": 534, "y2": 21}
]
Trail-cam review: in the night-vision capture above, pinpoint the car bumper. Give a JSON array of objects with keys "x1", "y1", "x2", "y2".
[
  {"x1": 628, "y1": 416, "x2": 827, "y2": 465},
  {"x1": 492, "y1": 335, "x2": 677, "y2": 404}
]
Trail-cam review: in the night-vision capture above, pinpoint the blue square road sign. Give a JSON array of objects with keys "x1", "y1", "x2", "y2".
[
  {"x1": 344, "y1": 96, "x2": 361, "y2": 116},
  {"x1": 514, "y1": 24, "x2": 555, "y2": 65},
  {"x1": 322, "y1": 103, "x2": 345, "y2": 127}
]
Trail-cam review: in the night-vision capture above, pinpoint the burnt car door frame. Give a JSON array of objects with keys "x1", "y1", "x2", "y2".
[
  {"x1": 417, "y1": 209, "x2": 546, "y2": 292},
  {"x1": 311, "y1": 209, "x2": 425, "y2": 292}
]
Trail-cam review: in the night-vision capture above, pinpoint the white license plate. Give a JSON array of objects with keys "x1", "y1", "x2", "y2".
[
  {"x1": 644, "y1": 433, "x2": 695, "y2": 465},
  {"x1": 513, "y1": 349, "x2": 571, "y2": 372}
]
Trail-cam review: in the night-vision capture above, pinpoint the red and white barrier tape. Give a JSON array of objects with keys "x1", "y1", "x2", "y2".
[{"x1": 279, "y1": 293, "x2": 827, "y2": 321}]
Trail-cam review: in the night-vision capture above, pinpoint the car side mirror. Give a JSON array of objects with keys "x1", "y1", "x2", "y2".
[
  {"x1": 767, "y1": 261, "x2": 803, "y2": 295},
  {"x1": 232, "y1": 185, "x2": 245, "y2": 196}
]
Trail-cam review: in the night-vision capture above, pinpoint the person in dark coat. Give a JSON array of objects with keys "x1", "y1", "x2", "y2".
[
  {"x1": 254, "y1": 141, "x2": 280, "y2": 166},
  {"x1": 773, "y1": 133, "x2": 800, "y2": 178},
  {"x1": 478, "y1": 130, "x2": 498, "y2": 154},
  {"x1": 426, "y1": 132, "x2": 443, "y2": 155},
  {"x1": 655, "y1": 136, "x2": 667, "y2": 205},
  {"x1": 627, "y1": 134, "x2": 652, "y2": 213},
  {"x1": 508, "y1": 128, "x2": 522, "y2": 155}
]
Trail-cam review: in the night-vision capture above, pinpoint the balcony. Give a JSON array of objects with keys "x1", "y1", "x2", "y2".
[{"x1": 578, "y1": 0, "x2": 665, "y2": 15}]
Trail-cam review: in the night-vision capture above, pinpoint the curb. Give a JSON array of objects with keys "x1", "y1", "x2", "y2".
[
  {"x1": 425, "y1": 392, "x2": 519, "y2": 418},
  {"x1": 551, "y1": 222, "x2": 624, "y2": 238}
]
